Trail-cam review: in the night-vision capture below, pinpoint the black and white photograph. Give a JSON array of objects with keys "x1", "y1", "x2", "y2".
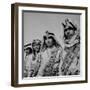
[
  {"x1": 23, "y1": 11, "x2": 80, "y2": 78},
  {"x1": 11, "y1": 3, "x2": 87, "y2": 87}
]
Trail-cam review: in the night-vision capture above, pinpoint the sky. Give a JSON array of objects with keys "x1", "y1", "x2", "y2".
[{"x1": 23, "y1": 11, "x2": 80, "y2": 47}]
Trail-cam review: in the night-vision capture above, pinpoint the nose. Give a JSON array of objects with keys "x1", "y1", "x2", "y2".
[
  {"x1": 67, "y1": 31, "x2": 70, "y2": 35},
  {"x1": 47, "y1": 40, "x2": 50, "y2": 43}
]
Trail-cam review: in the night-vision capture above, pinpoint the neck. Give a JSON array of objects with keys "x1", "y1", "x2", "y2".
[{"x1": 48, "y1": 45, "x2": 54, "y2": 49}]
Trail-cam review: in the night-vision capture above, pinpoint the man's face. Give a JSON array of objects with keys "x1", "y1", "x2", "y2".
[
  {"x1": 25, "y1": 49, "x2": 30, "y2": 55},
  {"x1": 64, "y1": 29, "x2": 75, "y2": 39},
  {"x1": 45, "y1": 37, "x2": 53, "y2": 47},
  {"x1": 33, "y1": 44, "x2": 40, "y2": 52}
]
